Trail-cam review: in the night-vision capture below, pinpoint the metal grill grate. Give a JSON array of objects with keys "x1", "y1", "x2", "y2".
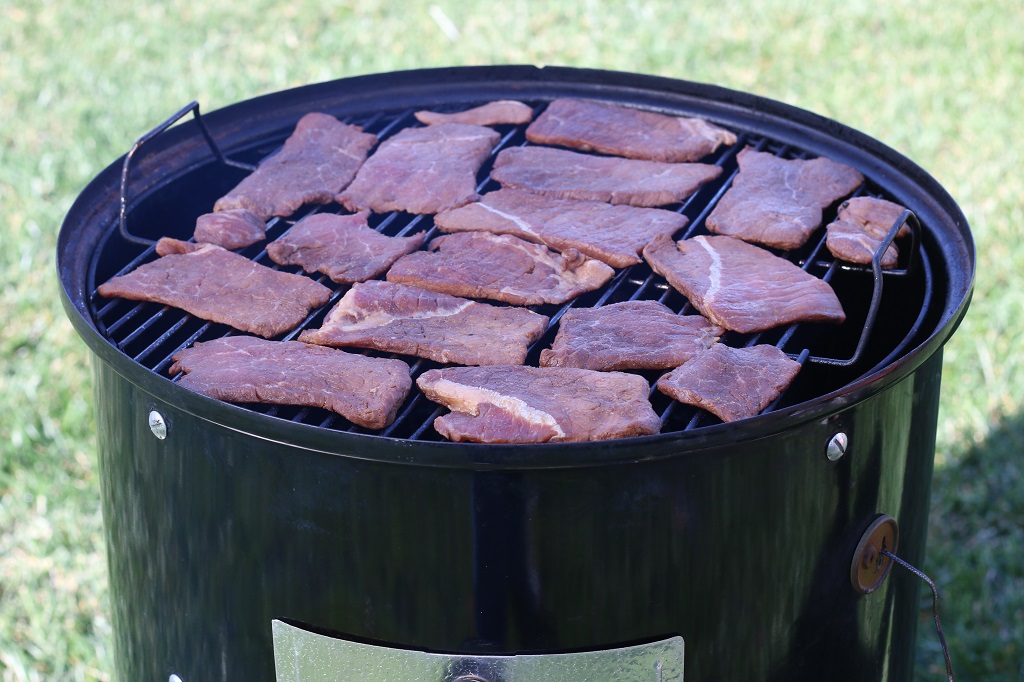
[{"x1": 87, "y1": 100, "x2": 935, "y2": 440}]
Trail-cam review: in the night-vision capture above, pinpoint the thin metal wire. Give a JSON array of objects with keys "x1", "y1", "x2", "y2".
[{"x1": 881, "y1": 549, "x2": 955, "y2": 682}]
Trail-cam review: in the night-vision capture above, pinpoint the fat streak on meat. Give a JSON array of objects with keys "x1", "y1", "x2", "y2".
[
  {"x1": 526, "y1": 98, "x2": 737, "y2": 162},
  {"x1": 386, "y1": 231, "x2": 615, "y2": 306},
  {"x1": 417, "y1": 365, "x2": 662, "y2": 443},
  {"x1": 490, "y1": 146, "x2": 723, "y2": 207},
  {"x1": 299, "y1": 280, "x2": 548, "y2": 366},
  {"x1": 434, "y1": 188, "x2": 689, "y2": 268},
  {"x1": 169, "y1": 336, "x2": 412, "y2": 429},
  {"x1": 214, "y1": 112, "x2": 377, "y2": 220},
  {"x1": 642, "y1": 234, "x2": 845, "y2": 333}
]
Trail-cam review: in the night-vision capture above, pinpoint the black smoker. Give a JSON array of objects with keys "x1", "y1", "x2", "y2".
[{"x1": 57, "y1": 67, "x2": 974, "y2": 681}]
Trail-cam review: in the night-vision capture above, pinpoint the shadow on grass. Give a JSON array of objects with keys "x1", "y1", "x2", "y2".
[{"x1": 914, "y1": 413, "x2": 1024, "y2": 681}]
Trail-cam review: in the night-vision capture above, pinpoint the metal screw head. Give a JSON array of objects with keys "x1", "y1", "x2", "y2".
[
  {"x1": 169, "y1": 675, "x2": 184, "y2": 682},
  {"x1": 826, "y1": 432, "x2": 848, "y2": 461},
  {"x1": 149, "y1": 410, "x2": 168, "y2": 440}
]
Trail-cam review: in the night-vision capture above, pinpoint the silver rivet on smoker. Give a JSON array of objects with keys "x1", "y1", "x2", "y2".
[
  {"x1": 826, "y1": 432, "x2": 848, "y2": 461},
  {"x1": 149, "y1": 410, "x2": 168, "y2": 440},
  {"x1": 169, "y1": 675, "x2": 183, "y2": 682}
]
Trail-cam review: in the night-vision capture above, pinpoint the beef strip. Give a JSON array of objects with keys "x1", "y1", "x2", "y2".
[
  {"x1": 705, "y1": 146, "x2": 864, "y2": 249},
  {"x1": 169, "y1": 336, "x2": 411, "y2": 429},
  {"x1": 386, "y1": 231, "x2": 615, "y2": 306},
  {"x1": 642, "y1": 234, "x2": 846, "y2": 333},
  {"x1": 266, "y1": 212, "x2": 426, "y2": 283},
  {"x1": 539, "y1": 300, "x2": 723, "y2": 371},
  {"x1": 414, "y1": 100, "x2": 534, "y2": 126},
  {"x1": 193, "y1": 208, "x2": 266, "y2": 250},
  {"x1": 97, "y1": 238, "x2": 331, "y2": 338},
  {"x1": 656, "y1": 343, "x2": 802, "y2": 423},
  {"x1": 299, "y1": 280, "x2": 549, "y2": 366},
  {"x1": 826, "y1": 196, "x2": 911, "y2": 268},
  {"x1": 490, "y1": 146, "x2": 722, "y2": 207},
  {"x1": 337, "y1": 123, "x2": 500, "y2": 214},
  {"x1": 526, "y1": 98, "x2": 737, "y2": 162},
  {"x1": 213, "y1": 112, "x2": 377, "y2": 221},
  {"x1": 417, "y1": 365, "x2": 661, "y2": 443},
  {"x1": 434, "y1": 188, "x2": 689, "y2": 268}
]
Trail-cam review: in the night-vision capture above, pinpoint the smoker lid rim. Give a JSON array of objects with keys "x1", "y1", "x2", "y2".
[{"x1": 57, "y1": 65, "x2": 975, "y2": 469}]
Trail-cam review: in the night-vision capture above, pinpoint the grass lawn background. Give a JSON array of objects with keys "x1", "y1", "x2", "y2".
[{"x1": 2, "y1": 1, "x2": 1022, "y2": 679}]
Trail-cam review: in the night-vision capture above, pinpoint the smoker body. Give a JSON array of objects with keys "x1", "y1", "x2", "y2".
[
  {"x1": 58, "y1": 66, "x2": 975, "y2": 681},
  {"x1": 93, "y1": 347, "x2": 941, "y2": 681}
]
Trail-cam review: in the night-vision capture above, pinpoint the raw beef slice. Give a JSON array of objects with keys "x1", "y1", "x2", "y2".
[
  {"x1": 705, "y1": 146, "x2": 864, "y2": 249},
  {"x1": 417, "y1": 365, "x2": 662, "y2": 443},
  {"x1": 642, "y1": 234, "x2": 845, "y2": 333},
  {"x1": 169, "y1": 336, "x2": 411, "y2": 429},
  {"x1": 656, "y1": 343, "x2": 801, "y2": 422},
  {"x1": 214, "y1": 112, "x2": 377, "y2": 220},
  {"x1": 826, "y1": 196, "x2": 911, "y2": 268},
  {"x1": 526, "y1": 97, "x2": 737, "y2": 162},
  {"x1": 299, "y1": 280, "x2": 549, "y2": 366}
]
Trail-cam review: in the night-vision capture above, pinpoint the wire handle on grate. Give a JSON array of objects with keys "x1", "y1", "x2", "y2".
[
  {"x1": 881, "y1": 549, "x2": 956, "y2": 682},
  {"x1": 806, "y1": 208, "x2": 921, "y2": 368},
  {"x1": 118, "y1": 101, "x2": 257, "y2": 247}
]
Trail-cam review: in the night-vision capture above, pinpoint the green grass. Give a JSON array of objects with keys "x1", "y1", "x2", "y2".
[{"x1": 2, "y1": 0, "x2": 1022, "y2": 679}]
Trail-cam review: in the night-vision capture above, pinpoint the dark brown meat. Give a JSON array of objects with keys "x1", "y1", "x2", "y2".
[
  {"x1": 193, "y1": 208, "x2": 266, "y2": 250},
  {"x1": 266, "y1": 212, "x2": 426, "y2": 283},
  {"x1": 97, "y1": 239, "x2": 331, "y2": 338},
  {"x1": 299, "y1": 280, "x2": 549, "y2": 366},
  {"x1": 386, "y1": 231, "x2": 615, "y2": 306},
  {"x1": 490, "y1": 146, "x2": 722, "y2": 207},
  {"x1": 825, "y1": 196, "x2": 911, "y2": 268},
  {"x1": 414, "y1": 100, "x2": 534, "y2": 126},
  {"x1": 642, "y1": 234, "x2": 846, "y2": 333},
  {"x1": 416, "y1": 365, "x2": 661, "y2": 443},
  {"x1": 337, "y1": 123, "x2": 500, "y2": 214},
  {"x1": 539, "y1": 300, "x2": 722, "y2": 371},
  {"x1": 213, "y1": 112, "x2": 377, "y2": 220},
  {"x1": 656, "y1": 343, "x2": 802, "y2": 422},
  {"x1": 434, "y1": 188, "x2": 688, "y2": 267},
  {"x1": 705, "y1": 147, "x2": 864, "y2": 249},
  {"x1": 526, "y1": 98, "x2": 737, "y2": 162},
  {"x1": 169, "y1": 336, "x2": 411, "y2": 429}
]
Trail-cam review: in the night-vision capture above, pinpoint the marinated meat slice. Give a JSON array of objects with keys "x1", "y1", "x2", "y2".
[
  {"x1": 415, "y1": 100, "x2": 534, "y2": 126},
  {"x1": 169, "y1": 336, "x2": 411, "y2": 429},
  {"x1": 194, "y1": 208, "x2": 266, "y2": 250},
  {"x1": 656, "y1": 343, "x2": 801, "y2": 422},
  {"x1": 526, "y1": 98, "x2": 737, "y2": 162},
  {"x1": 386, "y1": 231, "x2": 615, "y2": 306},
  {"x1": 434, "y1": 188, "x2": 688, "y2": 268},
  {"x1": 643, "y1": 234, "x2": 845, "y2": 333},
  {"x1": 337, "y1": 123, "x2": 500, "y2": 214},
  {"x1": 826, "y1": 196, "x2": 911, "y2": 268},
  {"x1": 417, "y1": 365, "x2": 661, "y2": 443},
  {"x1": 97, "y1": 239, "x2": 331, "y2": 338},
  {"x1": 214, "y1": 112, "x2": 377, "y2": 220},
  {"x1": 539, "y1": 300, "x2": 723, "y2": 371},
  {"x1": 266, "y1": 212, "x2": 426, "y2": 284},
  {"x1": 705, "y1": 147, "x2": 864, "y2": 249},
  {"x1": 490, "y1": 146, "x2": 722, "y2": 207},
  {"x1": 299, "y1": 281, "x2": 548, "y2": 366}
]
